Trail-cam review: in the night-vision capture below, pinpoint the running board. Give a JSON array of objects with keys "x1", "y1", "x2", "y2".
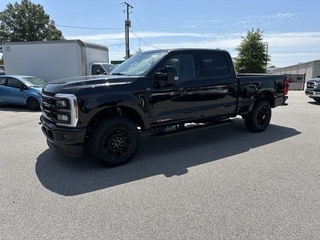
[{"x1": 151, "y1": 120, "x2": 233, "y2": 139}]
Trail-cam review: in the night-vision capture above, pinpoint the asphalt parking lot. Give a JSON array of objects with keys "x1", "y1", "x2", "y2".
[{"x1": 1, "y1": 91, "x2": 320, "y2": 240}]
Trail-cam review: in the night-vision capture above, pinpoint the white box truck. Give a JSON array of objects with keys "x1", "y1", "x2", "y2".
[{"x1": 2, "y1": 39, "x2": 115, "y2": 82}]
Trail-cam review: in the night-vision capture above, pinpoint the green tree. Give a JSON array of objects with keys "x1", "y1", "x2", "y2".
[
  {"x1": 233, "y1": 28, "x2": 270, "y2": 73},
  {"x1": 0, "y1": 0, "x2": 64, "y2": 44}
]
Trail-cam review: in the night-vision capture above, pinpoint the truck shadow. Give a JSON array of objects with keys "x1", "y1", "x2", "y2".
[
  {"x1": 36, "y1": 119, "x2": 301, "y2": 196},
  {"x1": 307, "y1": 101, "x2": 320, "y2": 105}
]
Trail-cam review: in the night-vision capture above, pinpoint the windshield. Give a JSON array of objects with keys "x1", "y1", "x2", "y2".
[
  {"x1": 23, "y1": 77, "x2": 47, "y2": 87},
  {"x1": 112, "y1": 50, "x2": 168, "y2": 76},
  {"x1": 102, "y1": 64, "x2": 117, "y2": 73}
]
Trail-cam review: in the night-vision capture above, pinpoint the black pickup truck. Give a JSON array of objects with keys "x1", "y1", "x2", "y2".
[
  {"x1": 40, "y1": 48, "x2": 289, "y2": 166},
  {"x1": 305, "y1": 78, "x2": 320, "y2": 102}
]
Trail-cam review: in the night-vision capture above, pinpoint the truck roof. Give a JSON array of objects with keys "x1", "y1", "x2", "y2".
[{"x1": 139, "y1": 48, "x2": 230, "y2": 55}]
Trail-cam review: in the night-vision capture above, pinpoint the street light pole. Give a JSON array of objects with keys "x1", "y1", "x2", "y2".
[{"x1": 265, "y1": 42, "x2": 269, "y2": 71}]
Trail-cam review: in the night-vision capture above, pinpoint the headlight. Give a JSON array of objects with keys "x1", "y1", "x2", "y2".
[
  {"x1": 55, "y1": 93, "x2": 78, "y2": 127},
  {"x1": 56, "y1": 99, "x2": 67, "y2": 107}
]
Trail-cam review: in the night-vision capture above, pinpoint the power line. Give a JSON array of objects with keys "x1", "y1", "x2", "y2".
[
  {"x1": 130, "y1": 30, "x2": 159, "y2": 49},
  {"x1": 108, "y1": 43, "x2": 125, "y2": 47},
  {"x1": 56, "y1": 24, "x2": 123, "y2": 30},
  {"x1": 132, "y1": 12, "x2": 153, "y2": 45},
  {"x1": 54, "y1": 10, "x2": 123, "y2": 24},
  {"x1": 54, "y1": 4, "x2": 123, "y2": 21}
]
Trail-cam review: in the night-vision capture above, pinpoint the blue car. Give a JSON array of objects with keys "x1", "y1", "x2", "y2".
[{"x1": 0, "y1": 75, "x2": 47, "y2": 111}]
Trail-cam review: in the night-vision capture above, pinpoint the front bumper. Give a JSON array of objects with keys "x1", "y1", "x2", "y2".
[
  {"x1": 305, "y1": 89, "x2": 320, "y2": 99},
  {"x1": 40, "y1": 115, "x2": 87, "y2": 157}
]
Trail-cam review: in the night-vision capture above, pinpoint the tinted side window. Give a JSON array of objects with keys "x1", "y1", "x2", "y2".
[
  {"x1": 0, "y1": 77, "x2": 6, "y2": 85},
  {"x1": 92, "y1": 65, "x2": 106, "y2": 75},
  {"x1": 7, "y1": 78, "x2": 23, "y2": 88},
  {"x1": 201, "y1": 54, "x2": 230, "y2": 77},
  {"x1": 162, "y1": 54, "x2": 196, "y2": 81}
]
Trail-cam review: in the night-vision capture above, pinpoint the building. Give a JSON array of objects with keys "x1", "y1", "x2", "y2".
[
  {"x1": 269, "y1": 60, "x2": 320, "y2": 80},
  {"x1": 268, "y1": 60, "x2": 320, "y2": 90}
]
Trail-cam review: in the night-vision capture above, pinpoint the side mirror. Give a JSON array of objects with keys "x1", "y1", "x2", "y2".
[
  {"x1": 166, "y1": 66, "x2": 178, "y2": 84},
  {"x1": 155, "y1": 65, "x2": 178, "y2": 87}
]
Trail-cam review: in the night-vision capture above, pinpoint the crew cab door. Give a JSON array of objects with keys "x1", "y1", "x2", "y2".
[
  {"x1": 150, "y1": 53, "x2": 203, "y2": 124},
  {"x1": 198, "y1": 52, "x2": 238, "y2": 117}
]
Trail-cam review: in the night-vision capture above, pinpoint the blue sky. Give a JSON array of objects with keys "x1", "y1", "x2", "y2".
[{"x1": 1, "y1": 0, "x2": 319, "y2": 67}]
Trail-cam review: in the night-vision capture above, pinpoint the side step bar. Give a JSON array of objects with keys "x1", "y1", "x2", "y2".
[{"x1": 151, "y1": 119, "x2": 233, "y2": 139}]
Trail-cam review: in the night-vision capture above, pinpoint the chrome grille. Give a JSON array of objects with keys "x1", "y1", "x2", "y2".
[
  {"x1": 41, "y1": 93, "x2": 78, "y2": 127},
  {"x1": 41, "y1": 94, "x2": 58, "y2": 122}
]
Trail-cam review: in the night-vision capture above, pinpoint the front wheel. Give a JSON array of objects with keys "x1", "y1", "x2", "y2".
[
  {"x1": 245, "y1": 100, "x2": 271, "y2": 132},
  {"x1": 90, "y1": 118, "x2": 140, "y2": 167},
  {"x1": 27, "y1": 97, "x2": 40, "y2": 111}
]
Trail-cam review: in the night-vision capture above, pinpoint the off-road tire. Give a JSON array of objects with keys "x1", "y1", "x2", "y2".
[
  {"x1": 245, "y1": 100, "x2": 271, "y2": 132},
  {"x1": 90, "y1": 117, "x2": 140, "y2": 167}
]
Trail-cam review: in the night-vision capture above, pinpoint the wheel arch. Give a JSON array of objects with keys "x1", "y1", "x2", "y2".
[
  {"x1": 250, "y1": 90, "x2": 275, "y2": 111},
  {"x1": 86, "y1": 105, "x2": 145, "y2": 138},
  {"x1": 26, "y1": 96, "x2": 41, "y2": 110},
  {"x1": 26, "y1": 95, "x2": 41, "y2": 105}
]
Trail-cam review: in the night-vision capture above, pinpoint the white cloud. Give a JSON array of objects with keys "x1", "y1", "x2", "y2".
[
  {"x1": 183, "y1": 13, "x2": 306, "y2": 30},
  {"x1": 66, "y1": 30, "x2": 320, "y2": 67}
]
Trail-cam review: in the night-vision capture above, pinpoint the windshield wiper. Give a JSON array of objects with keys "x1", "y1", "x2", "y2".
[{"x1": 112, "y1": 72, "x2": 126, "y2": 75}]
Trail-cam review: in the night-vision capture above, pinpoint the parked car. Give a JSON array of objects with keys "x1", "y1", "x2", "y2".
[
  {"x1": 305, "y1": 78, "x2": 320, "y2": 102},
  {"x1": 0, "y1": 75, "x2": 47, "y2": 110}
]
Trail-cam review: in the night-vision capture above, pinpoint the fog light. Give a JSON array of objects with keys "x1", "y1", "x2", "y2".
[{"x1": 57, "y1": 114, "x2": 68, "y2": 121}]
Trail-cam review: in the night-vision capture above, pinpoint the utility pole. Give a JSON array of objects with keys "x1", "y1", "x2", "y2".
[{"x1": 124, "y1": 2, "x2": 133, "y2": 59}]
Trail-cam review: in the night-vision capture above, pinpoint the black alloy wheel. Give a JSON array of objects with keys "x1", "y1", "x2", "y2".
[
  {"x1": 90, "y1": 117, "x2": 140, "y2": 166},
  {"x1": 245, "y1": 100, "x2": 271, "y2": 132}
]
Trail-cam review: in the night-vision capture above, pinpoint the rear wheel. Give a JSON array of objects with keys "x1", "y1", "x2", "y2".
[
  {"x1": 27, "y1": 97, "x2": 40, "y2": 111},
  {"x1": 90, "y1": 118, "x2": 140, "y2": 166},
  {"x1": 245, "y1": 100, "x2": 271, "y2": 132}
]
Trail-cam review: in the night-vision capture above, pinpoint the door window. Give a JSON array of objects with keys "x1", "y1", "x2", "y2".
[
  {"x1": 162, "y1": 54, "x2": 196, "y2": 81},
  {"x1": 7, "y1": 78, "x2": 23, "y2": 88},
  {"x1": 92, "y1": 65, "x2": 106, "y2": 75},
  {"x1": 0, "y1": 77, "x2": 6, "y2": 85},
  {"x1": 201, "y1": 54, "x2": 230, "y2": 77}
]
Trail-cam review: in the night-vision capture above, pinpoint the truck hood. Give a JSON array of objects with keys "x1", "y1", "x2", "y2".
[
  {"x1": 43, "y1": 75, "x2": 138, "y2": 94},
  {"x1": 307, "y1": 78, "x2": 320, "y2": 83}
]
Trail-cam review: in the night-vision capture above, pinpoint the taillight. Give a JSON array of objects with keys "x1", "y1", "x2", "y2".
[{"x1": 284, "y1": 77, "x2": 289, "y2": 95}]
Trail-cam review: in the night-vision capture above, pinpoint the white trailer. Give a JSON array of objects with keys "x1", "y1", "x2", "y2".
[{"x1": 2, "y1": 39, "x2": 114, "y2": 82}]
